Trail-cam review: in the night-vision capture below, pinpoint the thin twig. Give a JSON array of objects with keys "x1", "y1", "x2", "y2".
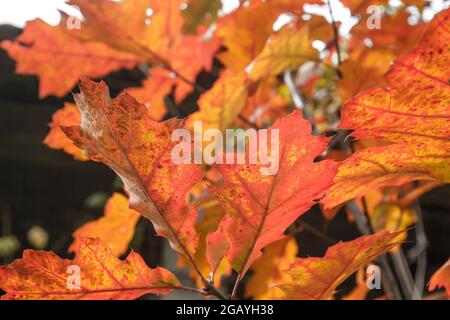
[
  {"x1": 346, "y1": 200, "x2": 403, "y2": 300},
  {"x1": 283, "y1": 70, "x2": 318, "y2": 134},
  {"x1": 238, "y1": 114, "x2": 260, "y2": 129},
  {"x1": 391, "y1": 250, "x2": 422, "y2": 300},
  {"x1": 409, "y1": 200, "x2": 428, "y2": 295},
  {"x1": 230, "y1": 274, "x2": 242, "y2": 299},
  {"x1": 326, "y1": 0, "x2": 342, "y2": 65}
]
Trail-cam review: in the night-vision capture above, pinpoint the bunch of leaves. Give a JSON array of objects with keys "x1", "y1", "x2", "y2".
[{"x1": 0, "y1": 0, "x2": 449, "y2": 300}]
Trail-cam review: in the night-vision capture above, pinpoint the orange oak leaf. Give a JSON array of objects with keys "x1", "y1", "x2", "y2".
[
  {"x1": 245, "y1": 237, "x2": 298, "y2": 300},
  {"x1": 322, "y1": 9, "x2": 450, "y2": 209},
  {"x1": 428, "y1": 258, "x2": 450, "y2": 296},
  {"x1": 69, "y1": 193, "x2": 141, "y2": 256},
  {"x1": 44, "y1": 103, "x2": 87, "y2": 161},
  {"x1": 186, "y1": 69, "x2": 248, "y2": 131},
  {"x1": 206, "y1": 110, "x2": 338, "y2": 276},
  {"x1": 68, "y1": 0, "x2": 181, "y2": 59},
  {"x1": 249, "y1": 25, "x2": 318, "y2": 81},
  {"x1": 62, "y1": 78, "x2": 203, "y2": 259},
  {"x1": 0, "y1": 238, "x2": 179, "y2": 300},
  {"x1": 0, "y1": 19, "x2": 140, "y2": 98},
  {"x1": 271, "y1": 231, "x2": 403, "y2": 299},
  {"x1": 71, "y1": 0, "x2": 220, "y2": 99}
]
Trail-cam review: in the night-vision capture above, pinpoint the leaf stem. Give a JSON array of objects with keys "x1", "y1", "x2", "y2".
[{"x1": 230, "y1": 274, "x2": 242, "y2": 300}]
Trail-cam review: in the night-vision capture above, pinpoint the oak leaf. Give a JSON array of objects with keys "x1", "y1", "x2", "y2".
[
  {"x1": 322, "y1": 9, "x2": 450, "y2": 209},
  {"x1": 0, "y1": 238, "x2": 179, "y2": 300},
  {"x1": 69, "y1": 0, "x2": 180, "y2": 59},
  {"x1": 271, "y1": 231, "x2": 403, "y2": 299},
  {"x1": 206, "y1": 110, "x2": 338, "y2": 275},
  {"x1": 0, "y1": 19, "x2": 140, "y2": 98},
  {"x1": 63, "y1": 78, "x2": 203, "y2": 258},
  {"x1": 69, "y1": 193, "x2": 141, "y2": 256},
  {"x1": 71, "y1": 0, "x2": 220, "y2": 99}
]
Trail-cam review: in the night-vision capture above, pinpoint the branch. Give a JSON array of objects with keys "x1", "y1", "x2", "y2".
[
  {"x1": 326, "y1": 0, "x2": 342, "y2": 65},
  {"x1": 238, "y1": 114, "x2": 261, "y2": 129},
  {"x1": 230, "y1": 274, "x2": 242, "y2": 300},
  {"x1": 346, "y1": 200, "x2": 403, "y2": 300},
  {"x1": 391, "y1": 250, "x2": 422, "y2": 300},
  {"x1": 283, "y1": 70, "x2": 318, "y2": 134},
  {"x1": 408, "y1": 200, "x2": 428, "y2": 295}
]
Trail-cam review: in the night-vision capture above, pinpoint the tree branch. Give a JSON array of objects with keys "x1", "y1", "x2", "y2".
[{"x1": 326, "y1": 0, "x2": 342, "y2": 65}]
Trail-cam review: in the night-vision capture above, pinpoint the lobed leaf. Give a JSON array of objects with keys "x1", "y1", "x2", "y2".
[
  {"x1": 63, "y1": 78, "x2": 203, "y2": 258},
  {"x1": 272, "y1": 231, "x2": 403, "y2": 299},
  {"x1": 0, "y1": 19, "x2": 140, "y2": 98},
  {"x1": 0, "y1": 238, "x2": 179, "y2": 300},
  {"x1": 206, "y1": 110, "x2": 338, "y2": 275},
  {"x1": 323, "y1": 9, "x2": 450, "y2": 209}
]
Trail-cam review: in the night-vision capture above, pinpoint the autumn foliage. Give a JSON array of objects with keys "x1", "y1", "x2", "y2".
[{"x1": 0, "y1": 0, "x2": 449, "y2": 300}]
